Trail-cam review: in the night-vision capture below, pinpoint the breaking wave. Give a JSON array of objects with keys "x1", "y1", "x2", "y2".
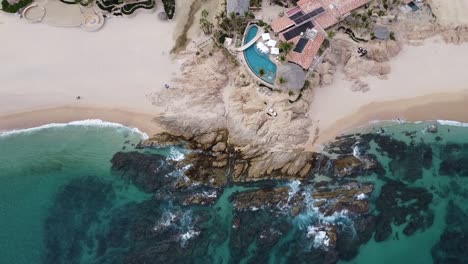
[{"x1": 0, "y1": 119, "x2": 149, "y2": 139}]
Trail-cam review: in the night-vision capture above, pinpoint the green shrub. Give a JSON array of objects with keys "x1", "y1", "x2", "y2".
[
  {"x1": 1, "y1": 0, "x2": 32, "y2": 13},
  {"x1": 161, "y1": 0, "x2": 175, "y2": 19}
]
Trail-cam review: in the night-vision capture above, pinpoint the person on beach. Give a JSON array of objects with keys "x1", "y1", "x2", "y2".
[
  {"x1": 164, "y1": 84, "x2": 169, "y2": 89},
  {"x1": 76, "y1": 96, "x2": 81, "y2": 100}
]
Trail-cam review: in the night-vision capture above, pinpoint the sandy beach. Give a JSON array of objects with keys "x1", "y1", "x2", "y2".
[
  {"x1": 0, "y1": 5, "x2": 183, "y2": 132},
  {"x1": 307, "y1": 36, "x2": 468, "y2": 149}
]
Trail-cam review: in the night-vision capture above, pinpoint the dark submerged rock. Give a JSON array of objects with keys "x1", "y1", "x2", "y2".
[
  {"x1": 432, "y1": 201, "x2": 468, "y2": 264},
  {"x1": 111, "y1": 151, "x2": 177, "y2": 193},
  {"x1": 374, "y1": 180, "x2": 433, "y2": 242}
]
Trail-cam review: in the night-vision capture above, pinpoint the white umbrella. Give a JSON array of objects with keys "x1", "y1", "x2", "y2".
[
  {"x1": 266, "y1": 39, "x2": 277, "y2": 47},
  {"x1": 262, "y1": 33, "x2": 271, "y2": 41},
  {"x1": 270, "y1": 48, "x2": 280, "y2": 55}
]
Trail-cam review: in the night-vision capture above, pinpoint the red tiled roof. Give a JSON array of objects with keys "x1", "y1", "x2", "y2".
[
  {"x1": 336, "y1": 0, "x2": 370, "y2": 15},
  {"x1": 271, "y1": 16, "x2": 295, "y2": 33},
  {"x1": 297, "y1": 0, "x2": 322, "y2": 13},
  {"x1": 270, "y1": 0, "x2": 370, "y2": 69},
  {"x1": 287, "y1": 33, "x2": 325, "y2": 69}
]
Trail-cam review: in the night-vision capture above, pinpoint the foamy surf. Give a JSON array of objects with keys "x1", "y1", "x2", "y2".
[
  {"x1": 0, "y1": 119, "x2": 149, "y2": 139},
  {"x1": 437, "y1": 120, "x2": 468, "y2": 127}
]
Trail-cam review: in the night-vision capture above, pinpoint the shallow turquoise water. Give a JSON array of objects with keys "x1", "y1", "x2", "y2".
[
  {"x1": 243, "y1": 25, "x2": 277, "y2": 84},
  {"x1": 340, "y1": 121, "x2": 468, "y2": 264},
  {"x1": 0, "y1": 122, "x2": 150, "y2": 263},
  {"x1": 1, "y1": 120, "x2": 468, "y2": 263}
]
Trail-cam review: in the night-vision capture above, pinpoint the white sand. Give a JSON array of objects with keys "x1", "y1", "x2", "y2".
[
  {"x1": 0, "y1": 8, "x2": 180, "y2": 118},
  {"x1": 429, "y1": 0, "x2": 468, "y2": 27},
  {"x1": 306, "y1": 36, "x2": 468, "y2": 149}
]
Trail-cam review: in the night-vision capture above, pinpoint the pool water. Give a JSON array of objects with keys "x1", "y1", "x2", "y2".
[{"x1": 243, "y1": 25, "x2": 277, "y2": 84}]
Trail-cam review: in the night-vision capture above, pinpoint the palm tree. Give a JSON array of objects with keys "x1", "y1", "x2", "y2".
[
  {"x1": 259, "y1": 68, "x2": 266, "y2": 78},
  {"x1": 278, "y1": 76, "x2": 287, "y2": 84},
  {"x1": 279, "y1": 55, "x2": 286, "y2": 63},
  {"x1": 279, "y1": 41, "x2": 294, "y2": 56}
]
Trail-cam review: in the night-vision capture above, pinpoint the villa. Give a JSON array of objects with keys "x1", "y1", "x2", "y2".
[
  {"x1": 271, "y1": 0, "x2": 370, "y2": 70},
  {"x1": 234, "y1": 0, "x2": 370, "y2": 90}
]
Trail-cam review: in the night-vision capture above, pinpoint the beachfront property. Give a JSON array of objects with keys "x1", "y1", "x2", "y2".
[{"x1": 235, "y1": 0, "x2": 370, "y2": 90}]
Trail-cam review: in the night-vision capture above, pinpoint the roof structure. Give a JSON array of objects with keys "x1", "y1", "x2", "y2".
[
  {"x1": 287, "y1": 32, "x2": 325, "y2": 69},
  {"x1": 270, "y1": 0, "x2": 370, "y2": 70},
  {"x1": 277, "y1": 63, "x2": 307, "y2": 90},
  {"x1": 271, "y1": 16, "x2": 295, "y2": 33},
  {"x1": 226, "y1": 0, "x2": 249, "y2": 16}
]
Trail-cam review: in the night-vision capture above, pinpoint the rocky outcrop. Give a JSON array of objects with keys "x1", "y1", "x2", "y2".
[
  {"x1": 311, "y1": 183, "x2": 374, "y2": 216},
  {"x1": 233, "y1": 187, "x2": 290, "y2": 212},
  {"x1": 332, "y1": 154, "x2": 383, "y2": 178},
  {"x1": 111, "y1": 151, "x2": 177, "y2": 193}
]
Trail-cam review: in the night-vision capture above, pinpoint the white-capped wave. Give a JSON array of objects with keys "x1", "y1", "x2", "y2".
[
  {"x1": 437, "y1": 120, "x2": 468, "y2": 127},
  {"x1": 179, "y1": 229, "x2": 200, "y2": 247},
  {"x1": 0, "y1": 119, "x2": 148, "y2": 139},
  {"x1": 168, "y1": 147, "x2": 185, "y2": 161},
  {"x1": 307, "y1": 226, "x2": 330, "y2": 249}
]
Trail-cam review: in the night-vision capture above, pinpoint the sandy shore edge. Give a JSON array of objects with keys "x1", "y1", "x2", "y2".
[
  {"x1": 0, "y1": 106, "x2": 164, "y2": 136},
  {"x1": 311, "y1": 91, "x2": 468, "y2": 150}
]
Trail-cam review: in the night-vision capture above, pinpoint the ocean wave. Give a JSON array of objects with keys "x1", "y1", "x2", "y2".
[
  {"x1": 168, "y1": 147, "x2": 186, "y2": 161},
  {"x1": 0, "y1": 119, "x2": 149, "y2": 139},
  {"x1": 437, "y1": 120, "x2": 468, "y2": 127}
]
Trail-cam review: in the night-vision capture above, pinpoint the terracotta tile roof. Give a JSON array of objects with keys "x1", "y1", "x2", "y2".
[
  {"x1": 297, "y1": 0, "x2": 322, "y2": 13},
  {"x1": 333, "y1": 0, "x2": 370, "y2": 16},
  {"x1": 313, "y1": 8, "x2": 339, "y2": 29},
  {"x1": 269, "y1": 0, "x2": 370, "y2": 70},
  {"x1": 271, "y1": 16, "x2": 295, "y2": 33},
  {"x1": 287, "y1": 33, "x2": 325, "y2": 69}
]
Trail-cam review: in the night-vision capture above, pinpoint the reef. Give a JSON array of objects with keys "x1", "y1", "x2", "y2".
[
  {"x1": 374, "y1": 180, "x2": 433, "y2": 241},
  {"x1": 44, "y1": 123, "x2": 461, "y2": 263},
  {"x1": 432, "y1": 201, "x2": 468, "y2": 264}
]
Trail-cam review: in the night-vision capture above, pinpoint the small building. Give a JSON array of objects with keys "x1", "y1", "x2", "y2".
[{"x1": 226, "y1": 0, "x2": 249, "y2": 16}]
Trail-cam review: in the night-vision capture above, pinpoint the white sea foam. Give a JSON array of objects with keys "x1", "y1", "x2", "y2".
[
  {"x1": 437, "y1": 120, "x2": 468, "y2": 127},
  {"x1": 288, "y1": 180, "x2": 301, "y2": 200},
  {"x1": 352, "y1": 145, "x2": 361, "y2": 159},
  {"x1": 0, "y1": 119, "x2": 149, "y2": 139},
  {"x1": 356, "y1": 193, "x2": 367, "y2": 200},
  {"x1": 179, "y1": 229, "x2": 200, "y2": 246},
  {"x1": 306, "y1": 226, "x2": 330, "y2": 249},
  {"x1": 168, "y1": 147, "x2": 185, "y2": 161}
]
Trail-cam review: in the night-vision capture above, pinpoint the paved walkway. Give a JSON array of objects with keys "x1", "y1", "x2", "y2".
[{"x1": 234, "y1": 26, "x2": 265, "y2": 52}]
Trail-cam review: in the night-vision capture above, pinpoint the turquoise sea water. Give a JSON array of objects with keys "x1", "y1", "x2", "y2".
[
  {"x1": 1, "y1": 120, "x2": 468, "y2": 263},
  {"x1": 243, "y1": 25, "x2": 277, "y2": 84},
  {"x1": 0, "y1": 121, "x2": 152, "y2": 263}
]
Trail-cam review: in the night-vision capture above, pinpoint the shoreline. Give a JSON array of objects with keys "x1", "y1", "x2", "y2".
[
  {"x1": 310, "y1": 91, "x2": 468, "y2": 150},
  {"x1": 1, "y1": 90, "x2": 468, "y2": 150},
  {"x1": 0, "y1": 106, "x2": 164, "y2": 136}
]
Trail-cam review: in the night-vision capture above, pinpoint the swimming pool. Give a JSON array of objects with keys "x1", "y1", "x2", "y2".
[{"x1": 243, "y1": 25, "x2": 277, "y2": 84}]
